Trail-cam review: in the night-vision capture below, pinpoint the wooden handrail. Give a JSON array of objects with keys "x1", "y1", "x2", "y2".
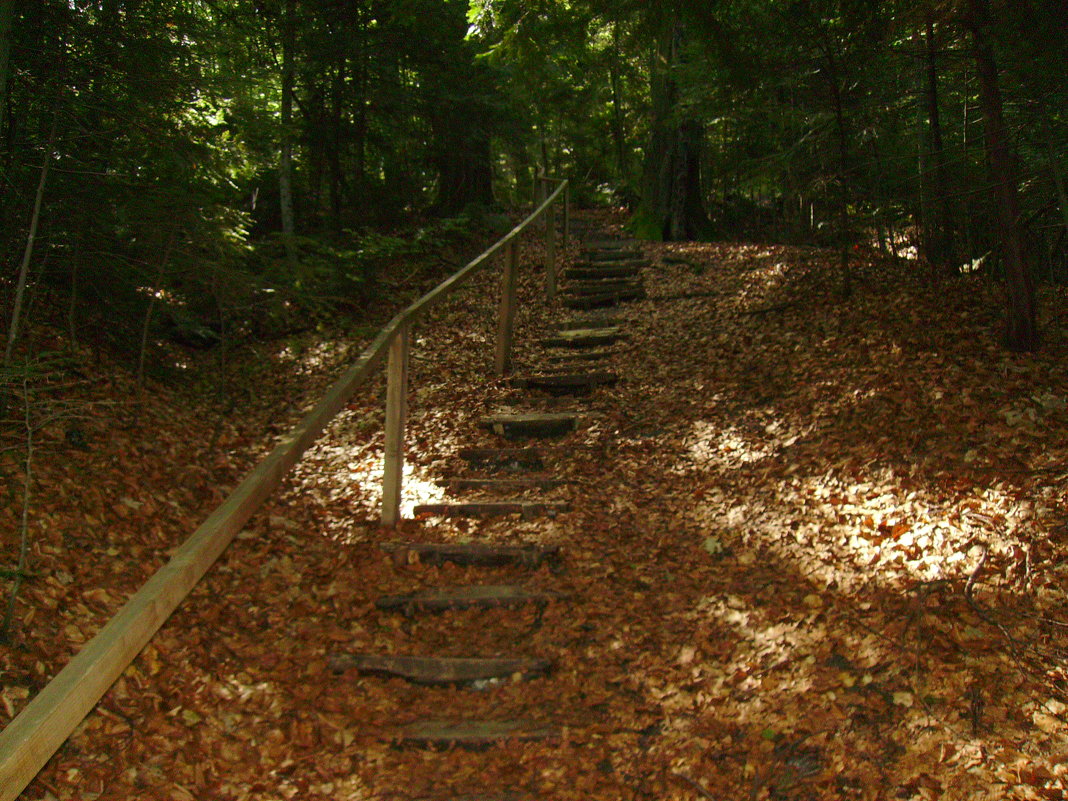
[{"x1": 0, "y1": 179, "x2": 569, "y2": 800}]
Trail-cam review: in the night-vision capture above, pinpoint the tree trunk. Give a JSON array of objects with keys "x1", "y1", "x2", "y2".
[
  {"x1": 829, "y1": 70, "x2": 852, "y2": 298},
  {"x1": 964, "y1": 0, "x2": 1038, "y2": 351},
  {"x1": 609, "y1": 23, "x2": 629, "y2": 189},
  {"x1": 0, "y1": 0, "x2": 14, "y2": 134},
  {"x1": 639, "y1": 19, "x2": 710, "y2": 241},
  {"x1": 923, "y1": 17, "x2": 955, "y2": 271},
  {"x1": 426, "y1": 4, "x2": 494, "y2": 216},
  {"x1": 4, "y1": 115, "x2": 56, "y2": 367},
  {"x1": 325, "y1": 58, "x2": 346, "y2": 229},
  {"x1": 278, "y1": 0, "x2": 298, "y2": 270}
]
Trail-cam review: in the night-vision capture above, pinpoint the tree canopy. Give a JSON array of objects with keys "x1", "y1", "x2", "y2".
[{"x1": 1, "y1": 0, "x2": 1065, "y2": 356}]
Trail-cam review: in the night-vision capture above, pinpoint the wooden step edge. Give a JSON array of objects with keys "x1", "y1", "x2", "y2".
[
  {"x1": 552, "y1": 317, "x2": 625, "y2": 330},
  {"x1": 412, "y1": 501, "x2": 570, "y2": 518},
  {"x1": 396, "y1": 719, "x2": 559, "y2": 750},
  {"x1": 328, "y1": 653, "x2": 552, "y2": 685},
  {"x1": 379, "y1": 541, "x2": 562, "y2": 568},
  {"x1": 540, "y1": 335, "x2": 625, "y2": 349},
  {"x1": 376, "y1": 585, "x2": 569, "y2": 614},
  {"x1": 480, "y1": 414, "x2": 579, "y2": 439},
  {"x1": 439, "y1": 477, "x2": 568, "y2": 491},
  {"x1": 543, "y1": 349, "x2": 616, "y2": 363}
]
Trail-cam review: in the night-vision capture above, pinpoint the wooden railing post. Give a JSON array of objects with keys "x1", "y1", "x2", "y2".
[
  {"x1": 535, "y1": 175, "x2": 546, "y2": 229},
  {"x1": 545, "y1": 200, "x2": 557, "y2": 302},
  {"x1": 495, "y1": 240, "x2": 519, "y2": 376},
  {"x1": 563, "y1": 183, "x2": 570, "y2": 252},
  {"x1": 381, "y1": 324, "x2": 410, "y2": 526}
]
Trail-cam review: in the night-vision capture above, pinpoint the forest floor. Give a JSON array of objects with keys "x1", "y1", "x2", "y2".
[{"x1": 3, "y1": 211, "x2": 1068, "y2": 801}]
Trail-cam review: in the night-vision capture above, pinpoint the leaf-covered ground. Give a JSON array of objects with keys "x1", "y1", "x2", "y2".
[{"x1": 3, "y1": 212, "x2": 1068, "y2": 800}]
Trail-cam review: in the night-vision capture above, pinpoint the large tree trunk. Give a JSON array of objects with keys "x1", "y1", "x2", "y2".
[
  {"x1": 639, "y1": 19, "x2": 710, "y2": 241},
  {"x1": 426, "y1": 8, "x2": 494, "y2": 216},
  {"x1": 964, "y1": 0, "x2": 1038, "y2": 351}
]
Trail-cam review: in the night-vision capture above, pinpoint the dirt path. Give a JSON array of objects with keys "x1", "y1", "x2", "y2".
[{"x1": 9, "y1": 215, "x2": 1068, "y2": 800}]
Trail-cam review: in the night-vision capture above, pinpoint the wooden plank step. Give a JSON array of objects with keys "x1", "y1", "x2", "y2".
[
  {"x1": 579, "y1": 248, "x2": 642, "y2": 261},
  {"x1": 441, "y1": 477, "x2": 566, "y2": 491},
  {"x1": 541, "y1": 328, "x2": 625, "y2": 348},
  {"x1": 571, "y1": 257, "x2": 649, "y2": 270},
  {"x1": 379, "y1": 541, "x2": 561, "y2": 568},
  {"x1": 481, "y1": 413, "x2": 578, "y2": 439},
  {"x1": 328, "y1": 654, "x2": 552, "y2": 685},
  {"x1": 376, "y1": 585, "x2": 567, "y2": 614},
  {"x1": 566, "y1": 279, "x2": 644, "y2": 296},
  {"x1": 553, "y1": 316, "x2": 624, "y2": 330},
  {"x1": 562, "y1": 290, "x2": 645, "y2": 310},
  {"x1": 582, "y1": 238, "x2": 636, "y2": 249},
  {"x1": 458, "y1": 447, "x2": 544, "y2": 471},
  {"x1": 413, "y1": 500, "x2": 569, "y2": 518},
  {"x1": 512, "y1": 371, "x2": 618, "y2": 395},
  {"x1": 564, "y1": 265, "x2": 642, "y2": 281},
  {"x1": 544, "y1": 349, "x2": 615, "y2": 364},
  {"x1": 397, "y1": 720, "x2": 557, "y2": 749}
]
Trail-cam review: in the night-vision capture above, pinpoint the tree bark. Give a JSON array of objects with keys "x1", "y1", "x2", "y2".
[
  {"x1": 923, "y1": 17, "x2": 955, "y2": 271},
  {"x1": 964, "y1": 0, "x2": 1038, "y2": 351},
  {"x1": 639, "y1": 19, "x2": 710, "y2": 241},
  {"x1": 4, "y1": 115, "x2": 56, "y2": 367},
  {"x1": 609, "y1": 23, "x2": 629, "y2": 189},
  {"x1": 278, "y1": 0, "x2": 298, "y2": 269},
  {"x1": 0, "y1": 0, "x2": 14, "y2": 134}
]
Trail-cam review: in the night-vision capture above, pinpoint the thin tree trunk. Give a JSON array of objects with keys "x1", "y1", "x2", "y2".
[
  {"x1": 913, "y1": 27, "x2": 930, "y2": 254},
  {"x1": 136, "y1": 230, "x2": 178, "y2": 392},
  {"x1": 962, "y1": 65, "x2": 974, "y2": 259},
  {"x1": 4, "y1": 115, "x2": 56, "y2": 367},
  {"x1": 0, "y1": 0, "x2": 13, "y2": 135},
  {"x1": 278, "y1": 0, "x2": 298, "y2": 270},
  {"x1": 609, "y1": 23, "x2": 628, "y2": 186},
  {"x1": 328, "y1": 58, "x2": 345, "y2": 230},
  {"x1": 924, "y1": 17, "x2": 955, "y2": 271},
  {"x1": 1041, "y1": 114, "x2": 1068, "y2": 237},
  {"x1": 965, "y1": 0, "x2": 1038, "y2": 351},
  {"x1": 829, "y1": 74, "x2": 852, "y2": 299}
]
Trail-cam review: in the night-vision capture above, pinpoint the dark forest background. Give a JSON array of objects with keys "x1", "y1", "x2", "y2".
[{"x1": 2, "y1": 0, "x2": 1066, "y2": 366}]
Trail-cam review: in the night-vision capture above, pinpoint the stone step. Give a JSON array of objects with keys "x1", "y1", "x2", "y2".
[
  {"x1": 413, "y1": 500, "x2": 569, "y2": 519},
  {"x1": 481, "y1": 412, "x2": 578, "y2": 440},
  {"x1": 328, "y1": 654, "x2": 552, "y2": 685},
  {"x1": 458, "y1": 447, "x2": 544, "y2": 471},
  {"x1": 397, "y1": 719, "x2": 558, "y2": 749},
  {"x1": 380, "y1": 541, "x2": 561, "y2": 569},
  {"x1": 441, "y1": 477, "x2": 566, "y2": 492},
  {"x1": 512, "y1": 371, "x2": 618, "y2": 396},
  {"x1": 541, "y1": 328, "x2": 625, "y2": 348},
  {"x1": 376, "y1": 585, "x2": 567, "y2": 614},
  {"x1": 562, "y1": 289, "x2": 645, "y2": 310}
]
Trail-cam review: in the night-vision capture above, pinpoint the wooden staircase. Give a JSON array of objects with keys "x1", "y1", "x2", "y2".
[{"x1": 328, "y1": 229, "x2": 649, "y2": 789}]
